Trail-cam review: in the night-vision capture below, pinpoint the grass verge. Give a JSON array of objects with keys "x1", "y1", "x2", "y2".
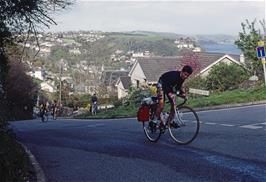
[
  {"x1": 187, "y1": 85, "x2": 266, "y2": 108},
  {"x1": 0, "y1": 127, "x2": 36, "y2": 182},
  {"x1": 75, "y1": 85, "x2": 266, "y2": 119}
]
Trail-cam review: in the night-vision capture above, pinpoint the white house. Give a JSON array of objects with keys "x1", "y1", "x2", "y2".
[
  {"x1": 40, "y1": 82, "x2": 55, "y2": 93},
  {"x1": 128, "y1": 56, "x2": 182, "y2": 88},
  {"x1": 115, "y1": 76, "x2": 131, "y2": 99},
  {"x1": 28, "y1": 67, "x2": 45, "y2": 81}
]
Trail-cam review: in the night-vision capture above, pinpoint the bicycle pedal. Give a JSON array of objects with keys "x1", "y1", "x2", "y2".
[
  {"x1": 170, "y1": 122, "x2": 180, "y2": 128},
  {"x1": 160, "y1": 124, "x2": 166, "y2": 133}
]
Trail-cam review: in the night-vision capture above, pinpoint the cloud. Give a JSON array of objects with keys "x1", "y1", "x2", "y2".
[{"x1": 50, "y1": 1, "x2": 265, "y2": 35}]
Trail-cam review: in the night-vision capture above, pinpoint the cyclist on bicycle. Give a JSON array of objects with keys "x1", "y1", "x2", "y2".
[
  {"x1": 154, "y1": 65, "x2": 193, "y2": 128},
  {"x1": 51, "y1": 100, "x2": 58, "y2": 119},
  {"x1": 39, "y1": 102, "x2": 48, "y2": 119}
]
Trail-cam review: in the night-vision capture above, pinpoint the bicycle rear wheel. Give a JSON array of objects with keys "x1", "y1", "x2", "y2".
[
  {"x1": 168, "y1": 106, "x2": 199, "y2": 145},
  {"x1": 143, "y1": 121, "x2": 161, "y2": 142}
]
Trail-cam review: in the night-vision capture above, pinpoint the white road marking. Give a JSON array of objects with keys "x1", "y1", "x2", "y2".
[
  {"x1": 197, "y1": 104, "x2": 266, "y2": 113},
  {"x1": 220, "y1": 124, "x2": 235, "y2": 127},
  {"x1": 86, "y1": 124, "x2": 105, "y2": 128},
  {"x1": 201, "y1": 121, "x2": 265, "y2": 130},
  {"x1": 239, "y1": 125, "x2": 263, "y2": 129},
  {"x1": 205, "y1": 122, "x2": 217, "y2": 125}
]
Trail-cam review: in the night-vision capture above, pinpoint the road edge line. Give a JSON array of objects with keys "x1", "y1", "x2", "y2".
[{"x1": 18, "y1": 141, "x2": 46, "y2": 182}]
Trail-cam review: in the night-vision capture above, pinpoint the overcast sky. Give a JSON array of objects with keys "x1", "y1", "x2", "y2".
[{"x1": 49, "y1": 0, "x2": 265, "y2": 35}]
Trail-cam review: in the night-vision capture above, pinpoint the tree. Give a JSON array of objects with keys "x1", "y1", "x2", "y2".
[
  {"x1": 0, "y1": 0, "x2": 72, "y2": 124},
  {"x1": 6, "y1": 58, "x2": 38, "y2": 120},
  {"x1": 235, "y1": 19, "x2": 265, "y2": 79},
  {"x1": 180, "y1": 51, "x2": 201, "y2": 74}
]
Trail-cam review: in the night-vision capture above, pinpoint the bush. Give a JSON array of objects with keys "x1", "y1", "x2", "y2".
[
  {"x1": 205, "y1": 63, "x2": 250, "y2": 91},
  {"x1": 0, "y1": 129, "x2": 35, "y2": 181},
  {"x1": 6, "y1": 58, "x2": 38, "y2": 120},
  {"x1": 185, "y1": 76, "x2": 207, "y2": 90},
  {"x1": 125, "y1": 89, "x2": 150, "y2": 106}
]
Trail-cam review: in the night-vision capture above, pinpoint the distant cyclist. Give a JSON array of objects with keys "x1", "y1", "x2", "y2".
[
  {"x1": 51, "y1": 100, "x2": 58, "y2": 120},
  {"x1": 154, "y1": 65, "x2": 193, "y2": 128},
  {"x1": 39, "y1": 102, "x2": 48, "y2": 122},
  {"x1": 91, "y1": 93, "x2": 98, "y2": 115}
]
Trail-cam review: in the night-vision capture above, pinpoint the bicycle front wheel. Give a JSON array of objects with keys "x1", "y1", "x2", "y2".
[
  {"x1": 143, "y1": 121, "x2": 161, "y2": 142},
  {"x1": 168, "y1": 106, "x2": 200, "y2": 145}
]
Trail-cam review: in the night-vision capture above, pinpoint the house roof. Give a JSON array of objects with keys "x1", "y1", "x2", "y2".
[
  {"x1": 194, "y1": 52, "x2": 240, "y2": 71},
  {"x1": 130, "y1": 52, "x2": 241, "y2": 83},
  {"x1": 118, "y1": 76, "x2": 131, "y2": 90},
  {"x1": 101, "y1": 70, "x2": 129, "y2": 86},
  {"x1": 136, "y1": 56, "x2": 183, "y2": 83}
]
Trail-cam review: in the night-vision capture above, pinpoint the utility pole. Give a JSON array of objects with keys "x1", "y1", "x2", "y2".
[{"x1": 59, "y1": 59, "x2": 63, "y2": 107}]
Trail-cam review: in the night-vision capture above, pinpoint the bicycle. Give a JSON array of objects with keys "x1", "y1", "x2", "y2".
[
  {"x1": 41, "y1": 109, "x2": 49, "y2": 122},
  {"x1": 142, "y1": 95, "x2": 200, "y2": 145}
]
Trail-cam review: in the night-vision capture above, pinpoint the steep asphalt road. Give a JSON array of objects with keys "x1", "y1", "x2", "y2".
[{"x1": 11, "y1": 104, "x2": 266, "y2": 182}]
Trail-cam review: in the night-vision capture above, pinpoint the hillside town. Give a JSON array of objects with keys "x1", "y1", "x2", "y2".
[{"x1": 20, "y1": 31, "x2": 224, "y2": 101}]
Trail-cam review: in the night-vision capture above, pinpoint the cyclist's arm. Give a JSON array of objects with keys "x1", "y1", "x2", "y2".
[
  {"x1": 179, "y1": 87, "x2": 185, "y2": 96},
  {"x1": 165, "y1": 87, "x2": 176, "y2": 104},
  {"x1": 173, "y1": 83, "x2": 186, "y2": 97}
]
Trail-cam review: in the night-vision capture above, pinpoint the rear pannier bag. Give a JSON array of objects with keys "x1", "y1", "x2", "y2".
[{"x1": 137, "y1": 105, "x2": 150, "y2": 122}]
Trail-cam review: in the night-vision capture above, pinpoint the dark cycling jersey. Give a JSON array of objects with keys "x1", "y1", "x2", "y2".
[{"x1": 159, "y1": 70, "x2": 184, "y2": 95}]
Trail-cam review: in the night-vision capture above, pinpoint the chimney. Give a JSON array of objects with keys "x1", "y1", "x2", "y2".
[{"x1": 240, "y1": 53, "x2": 245, "y2": 64}]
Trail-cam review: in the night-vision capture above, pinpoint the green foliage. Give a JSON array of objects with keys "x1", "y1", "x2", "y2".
[
  {"x1": 0, "y1": 129, "x2": 34, "y2": 181},
  {"x1": 187, "y1": 83, "x2": 266, "y2": 108},
  {"x1": 0, "y1": 52, "x2": 9, "y2": 123},
  {"x1": 185, "y1": 76, "x2": 207, "y2": 90},
  {"x1": 51, "y1": 47, "x2": 68, "y2": 61},
  {"x1": 235, "y1": 19, "x2": 264, "y2": 78},
  {"x1": 122, "y1": 88, "x2": 151, "y2": 107},
  {"x1": 205, "y1": 63, "x2": 250, "y2": 91},
  {"x1": 6, "y1": 58, "x2": 38, "y2": 120},
  {"x1": 107, "y1": 33, "x2": 179, "y2": 56},
  {"x1": 0, "y1": 0, "x2": 72, "y2": 180},
  {"x1": 65, "y1": 94, "x2": 91, "y2": 108},
  {"x1": 76, "y1": 84, "x2": 266, "y2": 119}
]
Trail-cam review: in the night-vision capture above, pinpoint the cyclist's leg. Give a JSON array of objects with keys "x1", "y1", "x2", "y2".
[
  {"x1": 166, "y1": 93, "x2": 175, "y2": 123},
  {"x1": 40, "y1": 110, "x2": 44, "y2": 118},
  {"x1": 155, "y1": 84, "x2": 164, "y2": 120}
]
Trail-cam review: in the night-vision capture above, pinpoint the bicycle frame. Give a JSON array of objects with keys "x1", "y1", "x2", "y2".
[{"x1": 163, "y1": 95, "x2": 187, "y2": 126}]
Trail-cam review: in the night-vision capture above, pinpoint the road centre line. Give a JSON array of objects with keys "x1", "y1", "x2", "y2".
[
  {"x1": 202, "y1": 122, "x2": 235, "y2": 127},
  {"x1": 204, "y1": 122, "x2": 217, "y2": 125},
  {"x1": 201, "y1": 122, "x2": 265, "y2": 130},
  {"x1": 86, "y1": 124, "x2": 105, "y2": 128},
  {"x1": 239, "y1": 125, "x2": 263, "y2": 129},
  {"x1": 220, "y1": 124, "x2": 235, "y2": 127}
]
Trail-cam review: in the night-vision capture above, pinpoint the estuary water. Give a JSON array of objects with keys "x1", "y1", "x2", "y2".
[{"x1": 202, "y1": 43, "x2": 242, "y2": 55}]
